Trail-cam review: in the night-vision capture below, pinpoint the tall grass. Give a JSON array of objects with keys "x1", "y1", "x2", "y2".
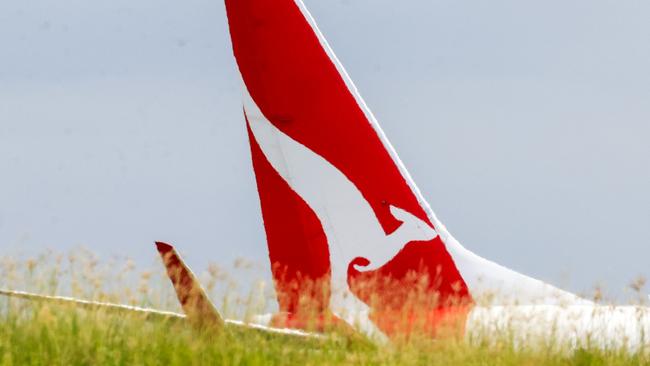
[{"x1": 1, "y1": 250, "x2": 648, "y2": 365}]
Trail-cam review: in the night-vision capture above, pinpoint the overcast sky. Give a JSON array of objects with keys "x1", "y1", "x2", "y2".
[{"x1": 1, "y1": 0, "x2": 649, "y2": 302}]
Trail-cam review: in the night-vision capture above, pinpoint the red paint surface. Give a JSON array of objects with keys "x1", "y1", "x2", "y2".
[
  {"x1": 247, "y1": 122, "x2": 331, "y2": 315},
  {"x1": 226, "y1": 0, "x2": 471, "y2": 334}
]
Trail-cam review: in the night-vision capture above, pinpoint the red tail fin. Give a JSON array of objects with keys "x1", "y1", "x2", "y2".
[
  {"x1": 155, "y1": 242, "x2": 224, "y2": 330},
  {"x1": 225, "y1": 0, "x2": 470, "y2": 337}
]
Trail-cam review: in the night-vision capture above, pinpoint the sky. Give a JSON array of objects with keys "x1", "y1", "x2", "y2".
[{"x1": 1, "y1": 0, "x2": 649, "y2": 302}]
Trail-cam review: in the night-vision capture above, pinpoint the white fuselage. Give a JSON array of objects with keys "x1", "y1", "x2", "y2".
[{"x1": 466, "y1": 304, "x2": 650, "y2": 352}]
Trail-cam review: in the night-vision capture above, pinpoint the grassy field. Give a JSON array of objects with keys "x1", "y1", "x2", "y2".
[
  {"x1": 1, "y1": 251, "x2": 649, "y2": 365},
  {"x1": 2, "y1": 304, "x2": 649, "y2": 366}
]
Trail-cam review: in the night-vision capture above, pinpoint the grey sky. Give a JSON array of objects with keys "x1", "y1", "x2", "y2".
[{"x1": 1, "y1": 0, "x2": 649, "y2": 301}]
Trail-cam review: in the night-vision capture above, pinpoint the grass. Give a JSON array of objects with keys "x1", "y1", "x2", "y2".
[
  {"x1": 1, "y1": 251, "x2": 649, "y2": 365},
  {"x1": 2, "y1": 305, "x2": 649, "y2": 365}
]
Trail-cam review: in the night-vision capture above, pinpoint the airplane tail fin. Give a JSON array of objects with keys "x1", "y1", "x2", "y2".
[
  {"x1": 225, "y1": 0, "x2": 470, "y2": 323},
  {"x1": 155, "y1": 242, "x2": 225, "y2": 330},
  {"x1": 224, "y1": 0, "x2": 587, "y2": 336}
]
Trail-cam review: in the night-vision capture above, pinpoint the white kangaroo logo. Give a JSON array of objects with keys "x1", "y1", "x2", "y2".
[{"x1": 243, "y1": 90, "x2": 438, "y2": 340}]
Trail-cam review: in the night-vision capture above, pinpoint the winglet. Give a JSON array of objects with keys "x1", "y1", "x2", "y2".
[{"x1": 155, "y1": 242, "x2": 224, "y2": 330}]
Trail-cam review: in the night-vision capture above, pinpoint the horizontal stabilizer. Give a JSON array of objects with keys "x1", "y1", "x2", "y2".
[
  {"x1": 0, "y1": 288, "x2": 320, "y2": 339},
  {"x1": 0, "y1": 288, "x2": 185, "y2": 320}
]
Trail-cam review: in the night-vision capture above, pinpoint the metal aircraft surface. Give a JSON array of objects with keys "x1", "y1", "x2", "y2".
[{"x1": 2, "y1": 0, "x2": 649, "y2": 351}]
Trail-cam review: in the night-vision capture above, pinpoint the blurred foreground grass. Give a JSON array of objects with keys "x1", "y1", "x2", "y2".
[
  {"x1": 2, "y1": 304, "x2": 648, "y2": 366},
  {"x1": 1, "y1": 250, "x2": 649, "y2": 365}
]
